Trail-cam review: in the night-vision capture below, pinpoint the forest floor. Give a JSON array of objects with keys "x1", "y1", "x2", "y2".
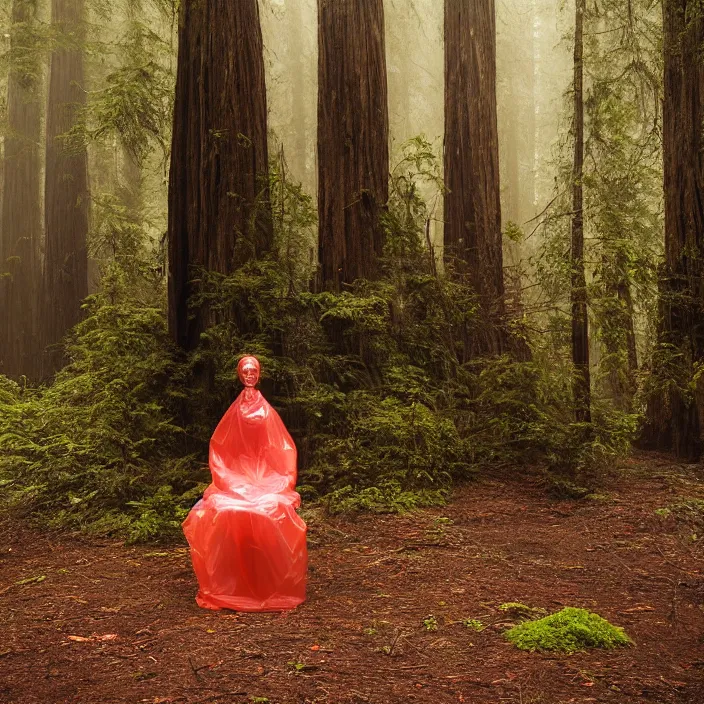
[{"x1": 2, "y1": 453, "x2": 704, "y2": 704}]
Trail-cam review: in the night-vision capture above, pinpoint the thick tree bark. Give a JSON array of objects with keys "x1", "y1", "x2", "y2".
[
  {"x1": 444, "y1": 0, "x2": 505, "y2": 357},
  {"x1": 168, "y1": 0, "x2": 272, "y2": 351},
  {"x1": 317, "y1": 0, "x2": 389, "y2": 291},
  {"x1": 0, "y1": 0, "x2": 42, "y2": 379},
  {"x1": 42, "y1": 0, "x2": 89, "y2": 376},
  {"x1": 642, "y1": 0, "x2": 704, "y2": 458},
  {"x1": 571, "y1": 0, "x2": 591, "y2": 423}
]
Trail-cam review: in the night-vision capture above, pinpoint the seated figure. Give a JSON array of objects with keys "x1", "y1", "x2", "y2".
[{"x1": 183, "y1": 355, "x2": 307, "y2": 611}]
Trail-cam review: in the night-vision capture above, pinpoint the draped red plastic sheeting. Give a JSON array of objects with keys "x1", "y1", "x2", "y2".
[{"x1": 183, "y1": 357, "x2": 307, "y2": 611}]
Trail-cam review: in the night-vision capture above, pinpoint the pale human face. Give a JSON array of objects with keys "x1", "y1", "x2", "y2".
[{"x1": 240, "y1": 363, "x2": 259, "y2": 388}]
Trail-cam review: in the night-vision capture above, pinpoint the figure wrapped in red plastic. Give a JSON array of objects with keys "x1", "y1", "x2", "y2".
[{"x1": 183, "y1": 356, "x2": 307, "y2": 611}]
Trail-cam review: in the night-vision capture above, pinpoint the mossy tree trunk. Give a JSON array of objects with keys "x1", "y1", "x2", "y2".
[
  {"x1": 443, "y1": 0, "x2": 505, "y2": 358},
  {"x1": 317, "y1": 0, "x2": 389, "y2": 291},
  {"x1": 0, "y1": 0, "x2": 42, "y2": 379},
  {"x1": 168, "y1": 0, "x2": 272, "y2": 351},
  {"x1": 42, "y1": 0, "x2": 89, "y2": 377}
]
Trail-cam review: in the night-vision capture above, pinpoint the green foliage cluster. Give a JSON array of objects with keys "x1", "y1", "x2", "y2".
[
  {"x1": 505, "y1": 607, "x2": 633, "y2": 654},
  {"x1": 656, "y1": 497, "x2": 704, "y2": 534},
  {"x1": 0, "y1": 140, "x2": 637, "y2": 539},
  {"x1": 462, "y1": 618, "x2": 485, "y2": 632},
  {"x1": 422, "y1": 615, "x2": 438, "y2": 631},
  {"x1": 0, "y1": 291, "x2": 203, "y2": 541},
  {"x1": 531, "y1": 0, "x2": 662, "y2": 413}
]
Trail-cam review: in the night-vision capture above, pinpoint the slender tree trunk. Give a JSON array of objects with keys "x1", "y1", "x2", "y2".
[
  {"x1": 1, "y1": 0, "x2": 42, "y2": 379},
  {"x1": 287, "y1": 0, "x2": 308, "y2": 186},
  {"x1": 444, "y1": 0, "x2": 505, "y2": 358},
  {"x1": 521, "y1": 7, "x2": 537, "y2": 226},
  {"x1": 168, "y1": 0, "x2": 272, "y2": 351},
  {"x1": 501, "y1": 73, "x2": 523, "y2": 320},
  {"x1": 42, "y1": 0, "x2": 89, "y2": 376},
  {"x1": 503, "y1": 75, "x2": 521, "y2": 229},
  {"x1": 119, "y1": 0, "x2": 143, "y2": 218},
  {"x1": 571, "y1": 0, "x2": 591, "y2": 423},
  {"x1": 120, "y1": 148, "x2": 142, "y2": 215},
  {"x1": 642, "y1": 0, "x2": 704, "y2": 459},
  {"x1": 387, "y1": 2, "x2": 412, "y2": 142},
  {"x1": 622, "y1": 282, "x2": 638, "y2": 380},
  {"x1": 317, "y1": 0, "x2": 389, "y2": 291}
]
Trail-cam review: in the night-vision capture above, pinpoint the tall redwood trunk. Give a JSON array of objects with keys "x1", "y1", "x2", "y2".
[
  {"x1": 444, "y1": 0, "x2": 505, "y2": 357},
  {"x1": 570, "y1": 0, "x2": 591, "y2": 423},
  {"x1": 642, "y1": 0, "x2": 704, "y2": 458},
  {"x1": 42, "y1": 0, "x2": 89, "y2": 376},
  {"x1": 1, "y1": 0, "x2": 42, "y2": 379},
  {"x1": 317, "y1": 0, "x2": 389, "y2": 291},
  {"x1": 168, "y1": 0, "x2": 271, "y2": 351}
]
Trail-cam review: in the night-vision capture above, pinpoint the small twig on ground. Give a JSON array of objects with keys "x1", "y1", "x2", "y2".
[
  {"x1": 188, "y1": 655, "x2": 203, "y2": 682},
  {"x1": 386, "y1": 629, "x2": 402, "y2": 657},
  {"x1": 655, "y1": 546, "x2": 695, "y2": 575},
  {"x1": 669, "y1": 577, "x2": 679, "y2": 623}
]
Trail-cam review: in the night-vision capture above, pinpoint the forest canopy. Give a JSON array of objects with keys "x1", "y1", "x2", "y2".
[{"x1": 0, "y1": 0, "x2": 701, "y2": 540}]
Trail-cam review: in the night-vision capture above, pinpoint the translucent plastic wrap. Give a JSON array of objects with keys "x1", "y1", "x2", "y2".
[{"x1": 183, "y1": 356, "x2": 307, "y2": 611}]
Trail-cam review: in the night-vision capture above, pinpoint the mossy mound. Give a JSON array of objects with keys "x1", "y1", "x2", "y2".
[
  {"x1": 505, "y1": 607, "x2": 633, "y2": 654},
  {"x1": 499, "y1": 602, "x2": 547, "y2": 620}
]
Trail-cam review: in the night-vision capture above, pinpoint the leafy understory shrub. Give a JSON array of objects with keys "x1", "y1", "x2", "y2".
[
  {"x1": 463, "y1": 618, "x2": 486, "y2": 632},
  {"x1": 547, "y1": 477, "x2": 592, "y2": 500},
  {"x1": 308, "y1": 394, "x2": 465, "y2": 513},
  {"x1": 505, "y1": 607, "x2": 633, "y2": 654},
  {"x1": 322, "y1": 481, "x2": 447, "y2": 515},
  {"x1": 0, "y1": 137, "x2": 642, "y2": 539},
  {"x1": 0, "y1": 295, "x2": 206, "y2": 540},
  {"x1": 422, "y1": 615, "x2": 439, "y2": 631},
  {"x1": 655, "y1": 498, "x2": 704, "y2": 534}
]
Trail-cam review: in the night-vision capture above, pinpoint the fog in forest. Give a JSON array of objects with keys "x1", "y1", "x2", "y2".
[
  {"x1": 0, "y1": 0, "x2": 585, "y2": 300},
  {"x1": 260, "y1": 0, "x2": 572, "y2": 249},
  {"x1": 1, "y1": 0, "x2": 666, "y2": 395},
  {"x1": 3, "y1": 0, "x2": 695, "y2": 542}
]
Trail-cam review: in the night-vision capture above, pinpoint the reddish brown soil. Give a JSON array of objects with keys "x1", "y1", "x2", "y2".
[{"x1": 2, "y1": 454, "x2": 704, "y2": 704}]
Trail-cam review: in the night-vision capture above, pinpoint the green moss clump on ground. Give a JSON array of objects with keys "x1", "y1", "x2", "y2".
[{"x1": 505, "y1": 607, "x2": 633, "y2": 654}]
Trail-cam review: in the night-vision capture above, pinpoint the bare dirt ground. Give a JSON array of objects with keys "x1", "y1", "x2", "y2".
[{"x1": 2, "y1": 453, "x2": 704, "y2": 704}]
